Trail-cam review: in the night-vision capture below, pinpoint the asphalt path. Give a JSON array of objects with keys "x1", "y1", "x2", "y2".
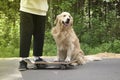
[
  {"x1": 0, "y1": 58, "x2": 23, "y2": 80},
  {"x1": 21, "y1": 58, "x2": 120, "y2": 80}
]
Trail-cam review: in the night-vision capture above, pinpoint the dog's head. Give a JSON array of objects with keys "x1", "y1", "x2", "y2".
[{"x1": 54, "y1": 12, "x2": 73, "y2": 27}]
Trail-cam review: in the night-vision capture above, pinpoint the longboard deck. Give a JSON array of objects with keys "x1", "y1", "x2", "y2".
[
  {"x1": 24, "y1": 59, "x2": 77, "y2": 64},
  {"x1": 24, "y1": 59, "x2": 78, "y2": 69}
]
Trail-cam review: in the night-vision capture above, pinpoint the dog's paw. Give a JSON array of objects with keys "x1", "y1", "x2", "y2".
[
  {"x1": 65, "y1": 57, "x2": 71, "y2": 62},
  {"x1": 53, "y1": 57, "x2": 59, "y2": 62}
]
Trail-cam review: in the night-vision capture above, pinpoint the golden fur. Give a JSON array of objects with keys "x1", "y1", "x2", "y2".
[{"x1": 51, "y1": 12, "x2": 86, "y2": 65}]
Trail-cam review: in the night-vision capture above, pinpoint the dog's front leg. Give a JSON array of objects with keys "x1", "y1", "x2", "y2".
[
  {"x1": 65, "y1": 43, "x2": 75, "y2": 62},
  {"x1": 65, "y1": 54, "x2": 71, "y2": 62},
  {"x1": 54, "y1": 48, "x2": 60, "y2": 62},
  {"x1": 65, "y1": 46, "x2": 73, "y2": 62},
  {"x1": 55, "y1": 47, "x2": 66, "y2": 62}
]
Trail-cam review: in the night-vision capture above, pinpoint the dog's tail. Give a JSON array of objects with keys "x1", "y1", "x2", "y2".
[
  {"x1": 71, "y1": 55, "x2": 102, "y2": 66},
  {"x1": 84, "y1": 55, "x2": 102, "y2": 62}
]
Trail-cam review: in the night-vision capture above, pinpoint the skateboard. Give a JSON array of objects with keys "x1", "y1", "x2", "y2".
[{"x1": 24, "y1": 59, "x2": 77, "y2": 69}]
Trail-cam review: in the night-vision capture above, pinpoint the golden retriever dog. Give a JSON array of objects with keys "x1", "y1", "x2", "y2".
[{"x1": 51, "y1": 12, "x2": 101, "y2": 65}]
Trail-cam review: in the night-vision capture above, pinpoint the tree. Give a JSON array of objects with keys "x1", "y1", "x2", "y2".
[{"x1": 0, "y1": 0, "x2": 119, "y2": 57}]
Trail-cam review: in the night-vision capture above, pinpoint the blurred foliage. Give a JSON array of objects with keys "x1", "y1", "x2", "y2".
[{"x1": 0, "y1": 0, "x2": 120, "y2": 57}]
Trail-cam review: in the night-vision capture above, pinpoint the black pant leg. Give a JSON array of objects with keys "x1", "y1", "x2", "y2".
[
  {"x1": 19, "y1": 12, "x2": 33, "y2": 57},
  {"x1": 33, "y1": 15, "x2": 46, "y2": 56}
]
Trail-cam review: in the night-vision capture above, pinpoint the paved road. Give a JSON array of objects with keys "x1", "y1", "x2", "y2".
[
  {"x1": 0, "y1": 58, "x2": 23, "y2": 80},
  {"x1": 21, "y1": 58, "x2": 120, "y2": 80}
]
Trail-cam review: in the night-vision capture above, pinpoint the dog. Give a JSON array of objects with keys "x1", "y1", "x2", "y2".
[{"x1": 51, "y1": 12, "x2": 101, "y2": 65}]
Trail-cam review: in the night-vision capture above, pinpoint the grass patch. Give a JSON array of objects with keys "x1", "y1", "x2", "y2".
[
  {"x1": 43, "y1": 43, "x2": 57, "y2": 56},
  {"x1": 0, "y1": 43, "x2": 57, "y2": 58},
  {"x1": 0, "y1": 46, "x2": 19, "y2": 58},
  {"x1": 0, "y1": 40, "x2": 119, "y2": 58}
]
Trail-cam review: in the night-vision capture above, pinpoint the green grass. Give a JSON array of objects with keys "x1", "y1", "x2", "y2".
[
  {"x1": 0, "y1": 40, "x2": 119, "y2": 58},
  {"x1": 43, "y1": 43, "x2": 57, "y2": 56},
  {"x1": 0, "y1": 46, "x2": 19, "y2": 58},
  {"x1": 0, "y1": 43, "x2": 57, "y2": 58}
]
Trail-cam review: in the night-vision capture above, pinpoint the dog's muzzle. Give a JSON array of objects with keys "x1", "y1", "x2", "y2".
[
  {"x1": 66, "y1": 18, "x2": 70, "y2": 24},
  {"x1": 62, "y1": 18, "x2": 70, "y2": 26}
]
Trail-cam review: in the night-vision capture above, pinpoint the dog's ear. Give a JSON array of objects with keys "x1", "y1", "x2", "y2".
[
  {"x1": 71, "y1": 16, "x2": 73, "y2": 26},
  {"x1": 54, "y1": 14, "x2": 60, "y2": 25}
]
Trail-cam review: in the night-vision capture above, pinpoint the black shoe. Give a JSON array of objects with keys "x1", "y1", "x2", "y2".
[
  {"x1": 35, "y1": 57, "x2": 46, "y2": 62},
  {"x1": 19, "y1": 60, "x2": 28, "y2": 71},
  {"x1": 34, "y1": 58, "x2": 47, "y2": 69}
]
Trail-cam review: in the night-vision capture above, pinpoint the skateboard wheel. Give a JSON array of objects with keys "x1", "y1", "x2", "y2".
[
  {"x1": 60, "y1": 65, "x2": 66, "y2": 69},
  {"x1": 35, "y1": 64, "x2": 46, "y2": 69}
]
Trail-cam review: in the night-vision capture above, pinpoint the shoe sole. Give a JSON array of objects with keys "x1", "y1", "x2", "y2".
[{"x1": 19, "y1": 68, "x2": 27, "y2": 71}]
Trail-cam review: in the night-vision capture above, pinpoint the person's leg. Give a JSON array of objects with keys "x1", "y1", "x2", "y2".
[
  {"x1": 19, "y1": 11, "x2": 33, "y2": 70},
  {"x1": 33, "y1": 15, "x2": 46, "y2": 57},
  {"x1": 20, "y1": 12, "x2": 33, "y2": 58},
  {"x1": 32, "y1": 15, "x2": 47, "y2": 69}
]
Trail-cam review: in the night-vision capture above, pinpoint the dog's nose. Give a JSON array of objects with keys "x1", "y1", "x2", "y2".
[
  {"x1": 67, "y1": 18, "x2": 70, "y2": 21},
  {"x1": 66, "y1": 18, "x2": 70, "y2": 24}
]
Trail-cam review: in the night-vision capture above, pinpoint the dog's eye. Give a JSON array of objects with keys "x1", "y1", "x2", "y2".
[{"x1": 63, "y1": 15, "x2": 66, "y2": 17}]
